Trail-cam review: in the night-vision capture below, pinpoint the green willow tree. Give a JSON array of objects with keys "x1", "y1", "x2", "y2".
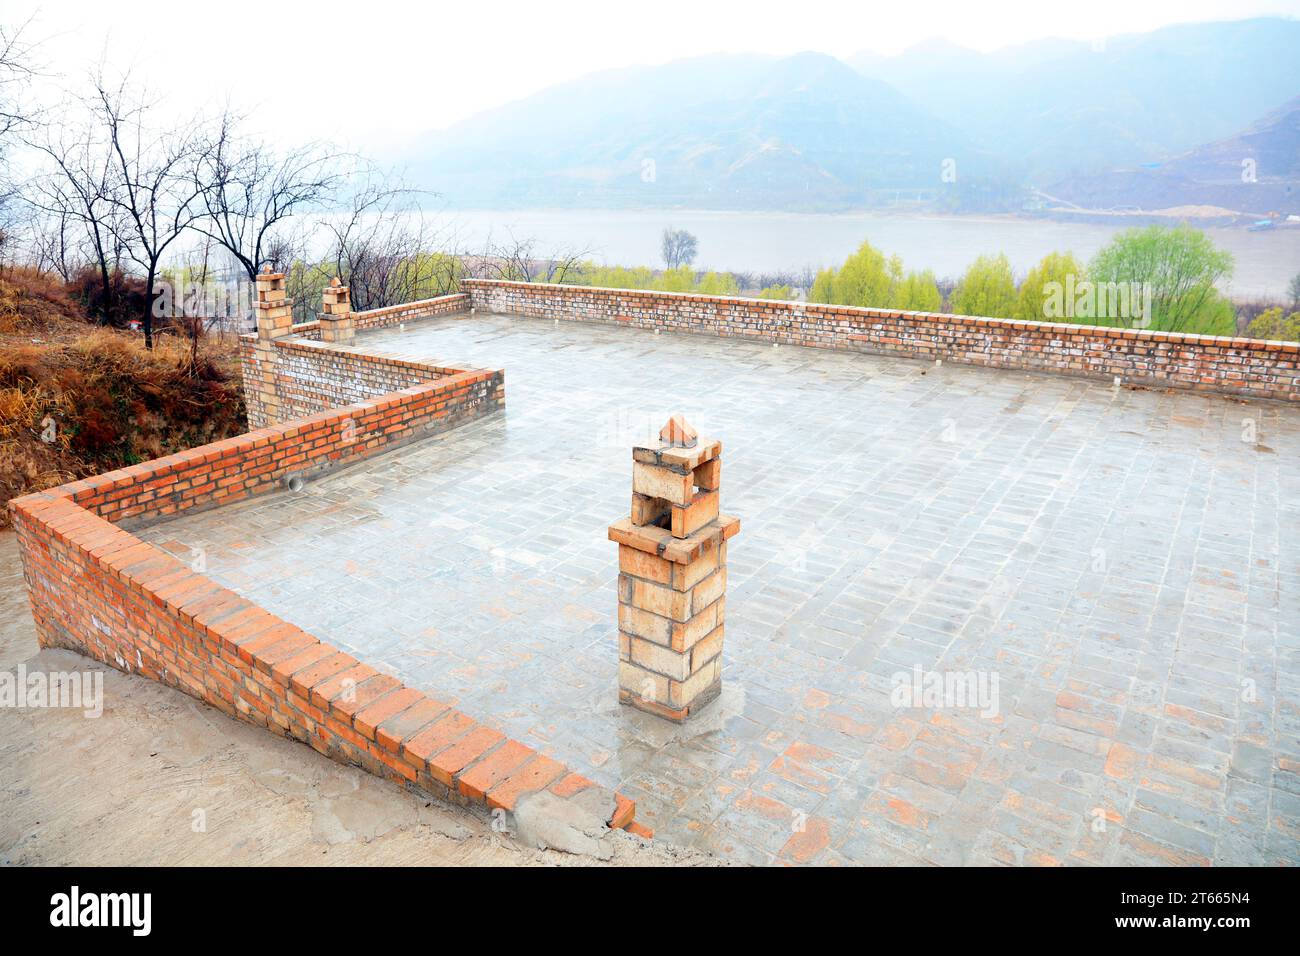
[
  {"x1": 654, "y1": 266, "x2": 697, "y2": 292},
  {"x1": 696, "y1": 271, "x2": 739, "y2": 296},
  {"x1": 833, "y1": 240, "x2": 893, "y2": 306},
  {"x1": 891, "y1": 269, "x2": 943, "y2": 311},
  {"x1": 810, "y1": 241, "x2": 941, "y2": 310},
  {"x1": 809, "y1": 240, "x2": 894, "y2": 307},
  {"x1": 809, "y1": 266, "x2": 836, "y2": 303},
  {"x1": 952, "y1": 253, "x2": 1017, "y2": 318},
  {"x1": 1015, "y1": 251, "x2": 1084, "y2": 322},
  {"x1": 1088, "y1": 225, "x2": 1234, "y2": 334}
]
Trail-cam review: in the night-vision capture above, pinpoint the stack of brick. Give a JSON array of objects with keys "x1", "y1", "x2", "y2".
[
  {"x1": 609, "y1": 415, "x2": 740, "y2": 721},
  {"x1": 318, "y1": 278, "x2": 354, "y2": 344},
  {"x1": 249, "y1": 267, "x2": 294, "y2": 424}
]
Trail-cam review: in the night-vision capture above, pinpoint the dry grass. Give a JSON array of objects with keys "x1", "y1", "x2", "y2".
[{"x1": 0, "y1": 268, "x2": 247, "y2": 527}]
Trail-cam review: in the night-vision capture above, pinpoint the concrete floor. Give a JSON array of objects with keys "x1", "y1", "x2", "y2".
[
  {"x1": 138, "y1": 311, "x2": 1300, "y2": 866},
  {"x1": 0, "y1": 533, "x2": 711, "y2": 867}
]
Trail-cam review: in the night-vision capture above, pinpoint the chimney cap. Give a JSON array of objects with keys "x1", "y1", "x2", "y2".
[{"x1": 659, "y1": 414, "x2": 698, "y2": 448}]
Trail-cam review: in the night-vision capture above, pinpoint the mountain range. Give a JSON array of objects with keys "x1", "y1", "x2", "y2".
[{"x1": 399, "y1": 17, "x2": 1300, "y2": 214}]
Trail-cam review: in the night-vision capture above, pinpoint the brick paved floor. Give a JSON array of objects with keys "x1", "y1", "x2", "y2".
[{"x1": 141, "y1": 312, "x2": 1300, "y2": 865}]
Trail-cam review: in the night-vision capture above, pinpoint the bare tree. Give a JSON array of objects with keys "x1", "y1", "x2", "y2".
[
  {"x1": 191, "y1": 110, "x2": 343, "y2": 283},
  {"x1": 28, "y1": 202, "x2": 88, "y2": 281},
  {"x1": 470, "y1": 229, "x2": 590, "y2": 285},
  {"x1": 92, "y1": 72, "x2": 203, "y2": 347},
  {"x1": 263, "y1": 226, "x2": 319, "y2": 323},
  {"x1": 661, "y1": 227, "x2": 698, "y2": 270},
  {"x1": 26, "y1": 115, "x2": 123, "y2": 318},
  {"x1": 0, "y1": 15, "x2": 37, "y2": 146},
  {"x1": 323, "y1": 173, "x2": 461, "y2": 312},
  {"x1": 0, "y1": 15, "x2": 39, "y2": 270}
]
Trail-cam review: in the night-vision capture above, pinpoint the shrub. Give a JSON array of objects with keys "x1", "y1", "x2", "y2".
[
  {"x1": 64, "y1": 266, "x2": 150, "y2": 329},
  {"x1": 0, "y1": 266, "x2": 82, "y2": 332},
  {"x1": 1246, "y1": 307, "x2": 1300, "y2": 342}
]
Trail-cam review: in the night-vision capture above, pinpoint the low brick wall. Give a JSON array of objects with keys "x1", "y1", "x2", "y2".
[
  {"x1": 71, "y1": 369, "x2": 504, "y2": 527},
  {"x1": 240, "y1": 292, "x2": 475, "y2": 429},
  {"x1": 9, "y1": 375, "x2": 643, "y2": 841},
  {"x1": 464, "y1": 279, "x2": 1300, "y2": 402},
  {"x1": 353, "y1": 293, "x2": 470, "y2": 331},
  {"x1": 241, "y1": 337, "x2": 475, "y2": 428}
]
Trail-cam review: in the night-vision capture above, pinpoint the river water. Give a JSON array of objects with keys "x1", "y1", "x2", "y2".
[{"x1": 439, "y1": 208, "x2": 1300, "y2": 299}]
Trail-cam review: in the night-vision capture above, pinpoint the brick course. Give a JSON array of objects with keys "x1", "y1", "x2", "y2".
[
  {"x1": 63, "y1": 370, "x2": 504, "y2": 527},
  {"x1": 243, "y1": 337, "x2": 482, "y2": 428},
  {"x1": 464, "y1": 279, "x2": 1300, "y2": 402}
]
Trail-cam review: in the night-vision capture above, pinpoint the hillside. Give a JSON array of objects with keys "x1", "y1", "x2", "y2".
[
  {"x1": 1046, "y1": 96, "x2": 1300, "y2": 215},
  {"x1": 0, "y1": 269, "x2": 246, "y2": 526},
  {"x1": 401, "y1": 52, "x2": 1004, "y2": 210},
  {"x1": 400, "y1": 17, "x2": 1300, "y2": 212},
  {"x1": 849, "y1": 17, "x2": 1300, "y2": 182}
]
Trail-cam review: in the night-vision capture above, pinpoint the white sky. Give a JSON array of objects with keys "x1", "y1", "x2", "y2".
[{"x1": 11, "y1": 0, "x2": 1300, "y2": 151}]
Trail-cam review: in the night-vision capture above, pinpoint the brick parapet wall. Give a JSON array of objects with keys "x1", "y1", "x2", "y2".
[
  {"x1": 249, "y1": 337, "x2": 476, "y2": 427},
  {"x1": 9, "y1": 372, "x2": 643, "y2": 840},
  {"x1": 65, "y1": 369, "x2": 504, "y2": 527},
  {"x1": 463, "y1": 279, "x2": 1300, "y2": 402},
  {"x1": 353, "y1": 293, "x2": 470, "y2": 331},
  {"x1": 240, "y1": 292, "x2": 475, "y2": 429}
]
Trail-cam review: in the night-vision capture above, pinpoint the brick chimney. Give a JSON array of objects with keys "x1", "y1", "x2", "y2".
[
  {"x1": 319, "y1": 277, "x2": 354, "y2": 344},
  {"x1": 608, "y1": 415, "x2": 740, "y2": 721}
]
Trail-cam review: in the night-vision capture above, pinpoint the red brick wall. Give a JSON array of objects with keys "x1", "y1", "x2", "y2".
[
  {"x1": 9, "y1": 369, "x2": 642, "y2": 839},
  {"x1": 464, "y1": 280, "x2": 1300, "y2": 402},
  {"x1": 240, "y1": 337, "x2": 477, "y2": 428},
  {"x1": 68, "y1": 370, "x2": 504, "y2": 527},
  {"x1": 10, "y1": 492, "x2": 633, "y2": 832},
  {"x1": 240, "y1": 292, "x2": 475, "y2": 429},
  {"x1": 353, "y1": 293, "x2": 470, "y2": 331}
]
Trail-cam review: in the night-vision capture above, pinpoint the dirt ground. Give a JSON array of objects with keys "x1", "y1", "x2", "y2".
[{"x1": 0, "y1": 531, "x2": 718, "y2": 866}]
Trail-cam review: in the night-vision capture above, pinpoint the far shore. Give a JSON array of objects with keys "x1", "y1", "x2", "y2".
[{"x1": 425, "y1": 204, "x2": 1300, "y2": 230}]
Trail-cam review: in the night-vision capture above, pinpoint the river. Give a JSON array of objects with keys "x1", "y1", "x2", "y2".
[{"x1": 438, "y1": 209, "x2": 1300, "y2": 299}]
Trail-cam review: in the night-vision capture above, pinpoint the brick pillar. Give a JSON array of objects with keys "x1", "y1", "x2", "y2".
[
  {"x1": 319, "y1": 277, "x2": 354, "y2": 344},
  {"x1": 608, "y1": 415, "x2": 740, "y2": 721},
  {"x1": 249, "y1": 266, "x2": 293, "y2": 426},
  {"x1": 255, "y1": 266, "x2": 293, "y2": 339}
]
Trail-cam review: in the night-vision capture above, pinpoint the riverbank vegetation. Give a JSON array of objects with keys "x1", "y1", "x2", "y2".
[
  {"x1": 804, "y1": 225, "x2": 1243, "y2": 335},
  {"x1": 522, "y1": 224, "x2": 1294, "y2": 339}
]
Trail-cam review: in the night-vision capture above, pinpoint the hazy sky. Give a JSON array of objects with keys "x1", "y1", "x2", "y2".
[{"x1": 11, "y1": 0, "x2": 1300, "y2": 149}]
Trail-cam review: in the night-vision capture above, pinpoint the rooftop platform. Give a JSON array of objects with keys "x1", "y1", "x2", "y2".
[{"x1": 140, "y1": 311, "x2": 1300, "y2": 865}]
